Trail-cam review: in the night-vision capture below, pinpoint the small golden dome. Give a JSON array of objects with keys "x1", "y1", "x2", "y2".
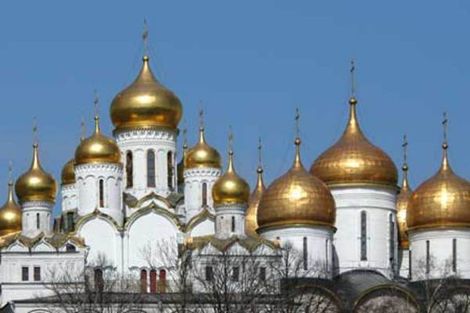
[
  {"x1": 397, "y1": 164, "x2": 412, "y2": 249},
  {"x1": 311, "y1": 97, "x2": 398, "y2": 188},
  {"x1": 212, "y1": 149, "x2": 250, "y2": 207},
  {"x1": 185, "y1": 127, "x2": 221, "y2": 169},
  {"x1": 0, "y1": 181, "x2": 22, "y2": 236},
  {"x1": 258, "y1": 138, "x2": 336, "y2": 231},
  {"x1": 75, "y1": 117, "x2": 121, "y2": 166},
  {"x1": 110, "y1": 55, "x2": 183, "y2": 131},
  {"x1": 408, "y1": 144, "x2": 470, "y2": 230},
  {"x1": 15, "y1": 144, "x2": 57, "y2": 203},
  {"x1": 61, "y1": 158, "x2": 75, "y2": 185},
  {"x1": 246, "y1": 166, "x2": 265, "y2": 236}
]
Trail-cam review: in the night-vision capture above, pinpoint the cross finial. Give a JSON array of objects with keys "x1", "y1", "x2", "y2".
[
  {"x1": 442, "y1": 112, "x2": 448, "y2": 149},
  {"x1": 228, "y1": 126, "x2": 234, "y2": 154},
  {"x1": 295, "y1": 107, "x2": 300, "y2": 138},
  {"x1": 80, "y1": 117, "x2": 86, "y2": 141},
  {"x1": 142, "y1": 19, "x2": 149, "y2": 56},
  {"x1": 182, "y1": 125, "x2": 188, "y2": 148},
  {"x1": 8, "y1": 161, "x2": 13, "y2": 184},
  {"x1": 350, "y1": 59, "x2": 356, "y2": 97},
  {"x1": 199, "y1": 107, "x2": 204, "y2": 130},
  {"x1": 257, "y1": 137, "x2": 263, "y2": 168},
  {"x1": 402, "y1": 134, "x2": 408, "y2": 170},
  {"x1": 32, "y1": 116, "x2": 38, "y2": 146},
  {"x1": 93, "y1": 90, "x2": 100, "y2": 119}
]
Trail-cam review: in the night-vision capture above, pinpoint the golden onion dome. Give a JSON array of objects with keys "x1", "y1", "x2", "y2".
[
  {"x1": 15, "y1": 144, "x2": 57, "y2": 203},
  {"x1": 110, "y1": 55, "x2": 183, "y2": 131},
  {"x1": 397, "y1": 163, "x2": 412, "y2": 249},
  {"x1": 257, "y1": 138, "x2": 336, "y2": 232},
  {"x1": 0, "y1": 181, "x2": 22, "y2": 236},
  {"x1": 246, "y1": 166, "x2": 265, "y2": 236},
  {"x1": 61, "y1": 158, "x2": 75, "y2": 185},
  {"x1": 212, "y1": 149, "x2": 250, "y2": 207},
  {"x1": 408, "y1": 143, "x2": 470, "y2": 231},
  {"x1": 310, "y1": 97, "x2": 398, "y2": 188},
  {"x1": 185, "y1": 127, "x2": 221, "y2": 170},
  {"x1": 75, "y1": 117, "x2": 121, "y2": 166},
  {"x1": 177, "y1": 142, "x2": 188, "y2": 186}
]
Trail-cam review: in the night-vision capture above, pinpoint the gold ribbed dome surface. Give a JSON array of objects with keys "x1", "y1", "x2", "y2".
[
  {"x1": 75, "y1": 117, "x2": 121, "y2": 166},
  {"x1": 397, "y1": 165, "x2": 412, "y2": 249},
  {"x1": 110, "y1": 56, "x2": 183, "y2": 131},
  {"x1": 212, "y1": 150, "x2": 250, "y2": 206},
  {"x1": 15, "y1": 144, "x2": 57, "y2": 203},
  {"x1": 185, "y1": 127, "x2": 221, "y2": 169},
  {"x1": 258, "y1": 139, "x2": 336, "y2": 231},
  {"x1": 246, "y1": 166, "x2": 265, "y2": 236},
  {"x1": 0, "y1": 181, "x2": 22, "y2": 236},
  {"x1": 61, "y1": 158, "x2": 75, "y2": 185},
  {"x1": 408, "y1": 145, "x2": 470, "y2": 230},
  {"x1": 311, "y1": 97, "x2": 398, "y2": 188}
]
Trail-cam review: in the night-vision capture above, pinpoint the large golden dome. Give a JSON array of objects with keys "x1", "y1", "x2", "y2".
[
  {"x1": 75, "y1": 117, "x2": 121, "y2": 166},
  {"x1": 408, "y1": 144, "x2": 470, "y2": 231},
  {"x1": 310, "y1": 97, "x2": 398, "y2": 188},
  {"x1": 110, "y1": 55, "x2": 183, "y2": 131},
  {"x1": 258, "y1": 138, "x2": 336, "y2": 232},
  {"x1": 212, "y1": 149, "x2": 250, "y2": 207},
  {"x1": 246, "y1": 166, "x2": 265, "y2": 236},
  {"x1": 61, "y1": 158, "x2": 75, "y2": 185},
  {"x1": 185, "y1": 127, "x2": 221, "y2": 170},
  {"x1": 0, "y1": 181, "x2": 22, "y2": 236},
  {"x1": 15, "y1": 144, "x2": 57, "y2": 203},
  {"x1": 397, "y1": 164, "x2": 412, "y2": 249}
]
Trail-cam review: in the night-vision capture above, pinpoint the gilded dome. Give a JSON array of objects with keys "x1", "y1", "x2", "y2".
[
  {"x1": 0, "y1": 181, "x2": 22, "y2": 236},
  {"x1": 408, "y1": 144, "x2": 470, "y2": 231},
  {"x1": 258, "y1": 138, "x2": 336, "y2": 232},
  {"x1": 311, "y1": 97, "x2": 398, "y2": 188},
  {"x1": 15, "y1": 144, "x2": 57, "y2": 203},
  {"x1": 75, "y1": 117, "x2": 121, "y2": 166},
  {"x1": 245, "y1": 166, "x2": 265, "y2": 236},
  {"x1": 397, "y1": 164, "x2": 412, "y2": 249},
  {"x1": 61, "y1": 158, "x2": 75, "y2": 185},
  {"x1": 212, "y1": 150, "x2": 250, "y2": 207},
  {"x1": 185, "y1": 127, "x2": 221, "y2": 170},
  {"x1": 110, "y1": 55, "x2": 183, "y2": 131}
]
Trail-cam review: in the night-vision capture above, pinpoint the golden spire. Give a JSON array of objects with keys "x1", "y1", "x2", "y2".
[
  {"x1": 294, "y1": 108, "x2": 302, "y2": 168},
  {"x1": 93, "y1": 91, "x2": 101, "y2": 134},
  {"x1": 256, "y1": 137, "x2": 265, "y2": 190},
  {"x1": 228, "y1": 126, "x2": 234, "y2": 172},
  {"x1": 198, "y1": 109, "x2": 207, "y2": 144},
  {"x1": 246, "y1": 137, "x2": 266, "y2": 236},
  {"x1": 7, "y1": 162, "x2": 14, "y2": 201},
  {"x1": 401, "y1": 134, "x2": 410, "y2": 190}
]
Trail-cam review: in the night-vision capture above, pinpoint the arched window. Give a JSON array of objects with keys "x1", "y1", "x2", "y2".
[
  {"x1": 389, "y1": 214, "x2": 395, "y2": 265},
  {"x1": 167, "y1": 151, "x2": 173, "y2": 190},
  {"x1": 147, "y1": 150, "x2": 156, "y2": 188},
  {"x1": 140, "y1": 269, "x2": 147, "y2": 293},
  {"x1": 426, "y1": 240, "x2": 430, "y2": 274},
  {"x1": 99, "y1": 179, "x2": 105, "y2": 208},
  {"x1": 150, "y1": 269, "x2": 157, "y2": 293},
  {"x1": 202, "y1": 183, "x2": 208, "y2": 207},
  {"x1": 94, "y1": 269, "x2": 104, "y2": 292},
  {"x1": 453, "y1": 238, "x2": 457, "y2": 272},
  {"x1": 231, "y1": 216, "x2": 236, "y2": 233},
  {"x1": 159, "y1": 269, "x2": 167, "y2": 293},
  {"x1": 126, "y1": 151, "x2": 133, "y2": 188},
  {"x1": 303, "y1": 237, "x2": 308, "y2": 270},
  {"x1": 36, "y1": 213, "x2": 40, "y2": 230},
  {"x1": 360, "y1": 211, "x2": 367, "y2": 261}
]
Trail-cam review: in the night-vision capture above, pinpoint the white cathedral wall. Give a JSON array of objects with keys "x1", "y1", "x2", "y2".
[
  {"x1": 21, "y1": 201, "x2": 53, "y2": 237},
  {"x1": 184, "y1": 168, "x2": 221, "y2": 220},
  {"x1": 61, "y1": 184, "x2": 77, "y2": 212},
  {"x1": 189, "y1": 219, "x2": 215, "y2": 237},
  {"x1": 261, "y1": 226, "x2": 334, "y2": 278},
  {"x1": 409, "y1": 228, "x2": 470, "y2": 281},
  {"x1": 399, "y1": 249, "x2": 410, "y2": 279},
  {"x1": 331, "y1": 186, "x2": 397, "y2": 278},
  {"x1": 115, "y1": 129, "x2": 177, "y2": 200},
  {"x1": 214, "y1": 205, "x2": 247, "y2": 239}
]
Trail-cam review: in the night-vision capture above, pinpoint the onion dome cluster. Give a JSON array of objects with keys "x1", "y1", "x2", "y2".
[
  {"x1": 61, "y1": 159, "x2": 76, "y2": 185},
  {"x1": 0, "y1": 181, "x2": 22, "y2": 236},
  {"x1": 110, "y1": 55, "x2": 183, "y2": 131},
  {"x1": 257, "y1": 138, "x2": 336, "y2": 231},
  {"x1": 311, "y1": 97, "x2": 398, "y2": 188},
  {"x1": 185, "y1": 127, "x2": 221, "y2": 170},
  {"x1": 75, "y1": 117, "x2": 121, "y2": 166},
  {"x1": 15, "y1": 144, "x2": 57, "y2": 204}
]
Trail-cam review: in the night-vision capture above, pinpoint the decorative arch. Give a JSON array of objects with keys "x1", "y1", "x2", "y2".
[
  {"x1": 125, "y1": 202, "x2": 182, "y2": 231},
  {"x1": 353, "y1": 284, "x2": 420, "y2": 313}
]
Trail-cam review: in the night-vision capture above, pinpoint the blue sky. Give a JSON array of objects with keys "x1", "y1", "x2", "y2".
[{"x1": 1, "y1": 1, "x2": 470, "y2": 214}]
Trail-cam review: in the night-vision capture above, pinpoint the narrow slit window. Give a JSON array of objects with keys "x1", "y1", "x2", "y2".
[
  {"x1": 205, "y1": 266, "x2": 213, "y2": 281},
  {"x1": 36, "y1": 213, "x2": 40, "y2": 230},
  {"x1": 140, "y1": 269, "x2": 147, "y2": 293},
  {"x1": 167, "y1": 151, "x2": 173, "y2": 189},
  {"x1": 99, "y1": 179, "x2": 105, "y2": 208},
  {"x1": 34, "y1": 267, "x2": 41, "y2": 281},
  {"x1": 409, "y1": 250, "x2": 412, "y2": 280},
  {"x1": 147, "y1": 150, "x2": 156, "y2": 188},
  {"x1": 202, "y1": 183, "x2": 208, "y2": 207},
  {"x1": 22, "y1": 267, "x2": 29, "y2": 281},
  {"x1": 452, "y1": 238, "x2": 457, "y2": 272},
  {"x1": 232, "y1": 267, "x2": 240, "y2": 282},
  {"x1": 389, "y1": 214, "x2": 395, "y2": 264},
  {"x1": 159, "y1": 269, "x2": 167, "y2": 293},
  {"x1": 426, "y1": 240, "x2": 430, "y2": 274},
  {"x1": 303, "y1": 237, "x2": 308, "y2": 270},
  {"x1": 150, "y1": 269, "x2": 157, "y2": 293},
  {"x1": 231, "y1": 216, "x2": 236, "y2": 233},
  {"x1": 360, "y1": 211, "x2": 367, "y2": 261},
  {"x1": 126, "y1": 151, "x2": 133, "y2": 188}
]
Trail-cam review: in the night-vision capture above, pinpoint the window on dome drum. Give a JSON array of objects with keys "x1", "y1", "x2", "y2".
[
  {"x1": 389, "y1": 214, "x2": 395, "y2": 265},
  {"x1": 94, "y1": 269, "x2": 104, "y2": 292},
  {"x1": 202, "y1": 183, "x2": 208, "y2": 207},
  {"x1": 303, "y1": 237, "x2": 308, "y2": 270},
  {"x1": 36, "y1": 213, "x2": 40, "y2": 230},
  {"x1": 360, "y1": 211, "x2": 367, "y2": 261},
  {"x1": 147, "y1": 150, "x2": 156, "y2": 188},
  {"x1": 140, "y1": 269, "x2": 147, "y2": 293},
  {"x1": 232, "y1": 267, "x2": 240, "y2": 282},
  {"x1": 231, "y1": 216, "x2": 236, "y2": 233},
  {"x1": 205, "y1": 266, "x2": 213, "y2": 281},
  {"x1": 126, "y1": 151, "x2": 133, "y2": 188},
  {"x1": 34, "y1": 267, "x2": 41, "y2": 281},
  {"x1": 99, "y1": 179, "x2": 105, "y2": 208},
  {"x1": 259, "y1": 267, "x2": 266, "y2": 281},
  {"x1": 409, "y1": 250, "x2": 412, "y2": 280},
  {"x1": 167, "y1": 151, "x2": 174, "y2": 190},
  {"x1": 66, "y1": 211, "x2": 74, "y2": 232},
  {"x1": 150, "y1": 269, "x2": 157, "y2": 293},
  {"x1": 453, "y1": 238, "x2": 457, "y2": 272},
  {"x1": 159, "y1": 269, "x2": 167, "y2": 292},
  {"x1": 21, "y1": 267, "x2": 29, "y2": 281},
  {"x1": 426, "y1": 240, "x2": 430, "y2": 274}
]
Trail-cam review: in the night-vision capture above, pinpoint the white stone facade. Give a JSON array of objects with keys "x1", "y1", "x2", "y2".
[
  {"x1": 21, "y1": 201, "x2": 54, "y2": 237},
  {"x1": 184, "y1": 167, "x2": 221, "y2": 221}
]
